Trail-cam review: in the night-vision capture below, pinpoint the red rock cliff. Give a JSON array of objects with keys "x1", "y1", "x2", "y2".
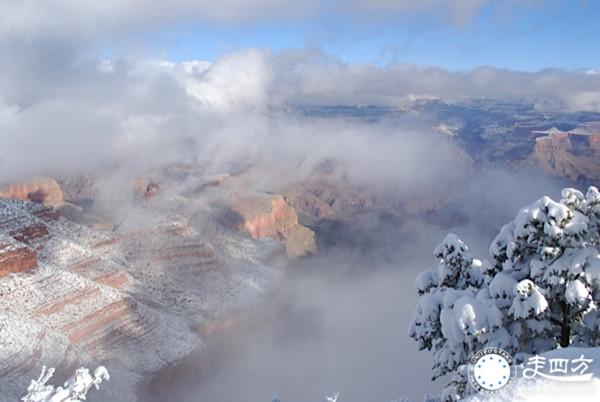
[
  {"x1": 532, "y1": 132, "x2": 600, "y2": 181},
  {"x1": 0, "y1": 177, "x2": 64, "y2": 207},
  {"x1": 231, "y1": 193, "x2": 316, "y2": 258},
  {"x1": 0, "y1": 234, "x2": 37, "y2": 277}
]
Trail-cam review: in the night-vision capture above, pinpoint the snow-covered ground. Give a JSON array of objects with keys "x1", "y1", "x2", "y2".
[{"x1": 0, "y1": 194, "x2": 283, "y2": 402}]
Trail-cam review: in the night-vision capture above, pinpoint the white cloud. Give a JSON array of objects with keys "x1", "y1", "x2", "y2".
[
  {"x1": 263, "y1": 54, "x2": 600, "y2": 112},
  {"x1": 183, "y1": 49, "x2": 272, "y2": 111},
  {"x1": 1, "y1": 47, "x2": 599, "y2": 193},
  {"x1": 0, "y1": 0, "x2": 542, "y2": 42},
  {"x1": 0, "y1": 0, "x2": 317, "y2": 41}
]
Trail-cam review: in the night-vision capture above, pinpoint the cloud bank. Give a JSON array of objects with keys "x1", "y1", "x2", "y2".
[{"x1": 2, "y1": 48, "x2": 600, "y2": 184}]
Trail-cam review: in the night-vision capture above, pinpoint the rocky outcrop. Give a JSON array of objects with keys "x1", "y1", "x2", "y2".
[
  {"x1": 134, "y1": 176, "x2": 160, "y2": 198},
  {"x1": 0, "y1": 177, "x2": 64, "y2": 208},
  {"x1": 532, "y1": 129, "x2": 600, "y2": 182},
  {"x1": 283, "y1": 224, "x2": 319, "y2": 259},
  {"x1": 235, "y1": 195, "x2": 297, "y2": 239},
  {"x1": 231, "y1": 193, "x2": 316, "y2": 257},
  {"x1": 588, "y1": 134, "x2": 600, "y2": 153},
  {"x1": 0, "y1": 234, "x2": 37, "y2": 277},
  {"x1": 0, "y1": 200, "x2": 52, "y2": 247}
]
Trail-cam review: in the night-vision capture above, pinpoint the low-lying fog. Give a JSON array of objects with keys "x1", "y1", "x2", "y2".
[
  {"x1": 140, "y1": 168, "x2": 563, "y2": 402},
  {"x1": 140, "y1": 217, "x2": 442, "y2": 402}
]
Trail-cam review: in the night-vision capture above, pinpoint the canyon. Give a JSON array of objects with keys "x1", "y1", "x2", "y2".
[
  {"x1": 0, "y1": 157, "x2": 462, "y2": 400},
  {"x1": 0, "y1": 173, "x2": 283, "y2": 401},
  {"x1": 3, "y1": 102, "x2": 599, "y2": 401}
]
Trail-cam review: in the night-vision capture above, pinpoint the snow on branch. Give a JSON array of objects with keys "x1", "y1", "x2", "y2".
[
  {"x1": 410, "y1": 185, "x2": 600, "y2": 401},
  {"x1": 21, "y1": 365, "x2": 110, "y2": 402}
]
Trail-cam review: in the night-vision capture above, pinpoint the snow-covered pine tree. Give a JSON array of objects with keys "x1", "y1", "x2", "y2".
[
  {"x1": 409, "y1": 234, "x2": 503, "y2": 399},
  {"x1": 410, "y1": 186, "x2": 600, "y2": 401},
  {"x1": 490, "y1": 188, "x2": 600, "y2": 351}
]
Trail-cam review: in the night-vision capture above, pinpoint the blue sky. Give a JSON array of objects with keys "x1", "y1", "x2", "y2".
[{"x1": 137, "y1": 0, "x2": 600, "y2": 71}]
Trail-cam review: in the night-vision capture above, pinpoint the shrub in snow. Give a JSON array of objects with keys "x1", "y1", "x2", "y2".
[
  {"x1": 409, "y1": 186, "x2": 600, "y2": 401},
  {"x1": 21, "y1": 365, "x2": 110, "y2": 402}
]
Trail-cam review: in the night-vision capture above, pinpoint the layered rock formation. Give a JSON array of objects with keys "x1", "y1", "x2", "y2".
[
  {"x1": 0, "y1": 233, "x2": 37, "y2": 277},
  {"x1": 532, "y1": 126, "x2": 600, "y2": 182},
  {"x1": 0, "y1": 190, "x2": 281, "y2": 401},
  {"x1": 231, "y1": 193, "x2": 316, "y2": 258},
  {"x1": 0, "y1": 177, "x2": 64, "y2": 208}
]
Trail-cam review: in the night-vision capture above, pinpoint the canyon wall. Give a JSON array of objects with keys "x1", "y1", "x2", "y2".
[
  {"x1": 532, "y1": 130, "x2": 600, "y2": 182},
  {"x1": 0, "y1": 177, "x2": 64, "y2": 207},
  {"x1": 231, "y1": 193, "x2": 317, "y2": 258},
  {"x1": 0, "y1": 234, "x2": 37, "y2": 277}
]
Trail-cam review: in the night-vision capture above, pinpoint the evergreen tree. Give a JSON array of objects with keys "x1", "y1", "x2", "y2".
[{"x1": 410, "y1": 186, "x2": 600, "y2": 401}]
